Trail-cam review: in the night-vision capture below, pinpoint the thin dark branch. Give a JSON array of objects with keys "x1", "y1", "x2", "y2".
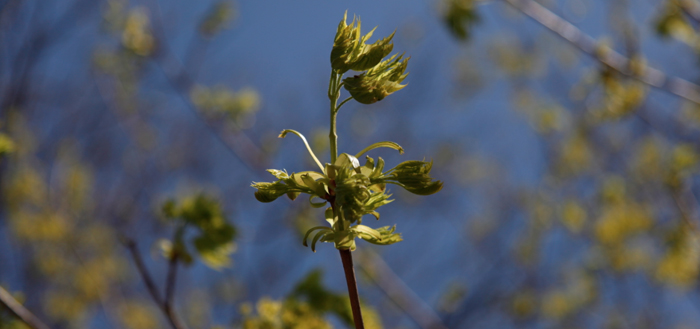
[
  {"x1": 123, "y1": 237, "x2": 164, "y2": 306},
  {"x1": 0, "y1": 286, "x2": 51, "y2": 329},
  {"x1": 359, "y1": 250, "x2": 448, "y2": 329},
  {"x1": 163, "y1": 252, "x2": 179, "y2": 319},
  {"x1": 339, "y1": 249, "x2": 365, "y2": 329},
  {"x1": 122, "y1": 237, "x2": 189, "y2": 329},
  {"x1": 672, "y1": 184, "x2": 700, "y2": 235},
  {"x1": 147, "y1": 0, "x2": 268, "y2": 173},
  {"x1": 503, "y1": 0, "x2": 700, "y2": 104}
]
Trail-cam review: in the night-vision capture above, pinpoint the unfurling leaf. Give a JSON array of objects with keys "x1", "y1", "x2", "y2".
[
  {"x1": 355, "y1": 141, "x2": 404, "y2": 158},
  {"x1": 330, "y1": 11, "x2": 395, "y2": 73},
  {"x1": 360, "y1": 225, "x2": 402, "y2": 245},
  {"x1": 385, "y1": 160, "x2": 443, "y2": 195},
  {"x1": 252, "y1": 181, "x2": 290, "y2": 203},
  {"x1": 343, "y1": 54, "x2": 409, "y2": 104}
]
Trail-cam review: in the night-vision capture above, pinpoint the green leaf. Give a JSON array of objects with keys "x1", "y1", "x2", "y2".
[
  {"x1": 301, "y1": 174, "x2": 320, "y2": 192},
  {"x1": 330, "y1": 12, "x2": 395, "y2": 74},
  {"x1": 194, "y1": 239, "x2": 236, "y2": 269},
  {"x1": 162, "y1": 199, "x2": 178, "y2": 218},
  {"x1": 199, "y1": 1, "x2": 235, "y2": 36},
  {"x1": 252, "y1": 181, "x2": 290, "y2": 202},
  {"x1": 335, "y1": 153, "x2": 360, "y2": 170},
  {"x1": 303, "y1": 226, "x2": 333, "y2": 247},
  {"x1": 343, "y1": 54, "x2": 409, "y2": 104},
  {"x1": 325, "y1": 207, "x2": 336, "y2": 226},
  {"x1": 444, "y1": 0, "x2": 481, "y2": 41},
  {"x1": 290, "y1": 269, "x2": 354, "y2": 325},
  {"x1": 267, "y1": 169, "x2": 290, "y2": 179},
  {"x1": 363, "y1": 225, "x2": 403, "y2": 245},
  {"x1": 385, "y1": 159, "x2": 443, "y2": 195},
  {"x1": 355, "y1": 141, "x2": 404, "y2": 158},
  {"x1": 371, "y1": 157, "x2": 385, "y2": 178},
  {"x1": 279, "y1": 129, "x2": 325, "y2": 172},
  {"x1": 287, "y1": 191, "x2": 301, "y2": 201},
  {"x1": 311, "y1": 230, "x2": 330, "y2": 252},
  {"x1": 296, "y1": 171, "x2": 326, "y2": 181},
  {"x1": 0, "y1": 133, "x2": 15, "y2": 155},
  {"x1": 353, "y1": 224, "x2": 381, "y2": 240},
  {"x1": 309, "y1": 195, "x2": 328, "y2": 208},
  {"x1": 334, "y1": 229, "x2": 357, "y2": 251}
]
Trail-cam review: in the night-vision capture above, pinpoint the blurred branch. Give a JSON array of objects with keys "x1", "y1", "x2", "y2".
[
  {"x1": 358, "y1": 249, "x2": 448, "y2": 329},
  {"x1": 502, "y1": 0, "x2": 700, "y2": 104},
  {"x1": 122, "y1": 237, "x2": 190, "y2": 329},
  {"x1": 1, "y1": 0, "x2": 102, "y2": 114},
  {"x1": 147, "y1": 1, "x2": 267, "y2": 173},
  {"x1": 163, "y1": 250, "x2": 180, "y2": 326},
  {"x1": 678, "y1": 0, "x2": 700, "y2": 24},
  {"x1": 672, "y1": 185, "x2": 700, "y2": 235},
  {"x1": 0, "y1": 286, "x2": 51, "y2": 329}
]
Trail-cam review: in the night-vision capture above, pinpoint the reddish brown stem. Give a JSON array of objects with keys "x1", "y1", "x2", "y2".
[{"x1": 340, "y1": 249, "x2": 364, "y2": 329}]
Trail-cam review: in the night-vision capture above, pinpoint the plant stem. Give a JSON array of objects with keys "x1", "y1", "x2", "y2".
[
  {"x1": 337, "y1": 96, "x2": 353, "y2": 112},
  {"x1": 339, "y1": 249, "x2": 365, "y2": 329},
  {"x1": 329, "y1": 69, "x2": 363, "y2": 328},
  {"x1": 329, "y1": 71, "x2": 340, "y2": 163}
]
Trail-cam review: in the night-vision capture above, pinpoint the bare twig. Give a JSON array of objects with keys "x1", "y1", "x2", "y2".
[
  {"x1": 147, "y1": 0, "x2": 268, "y2": 173},
  {"x1": 679, "y1": 0, "x2": 700, "y2": 24},
  {"x1": 358, "y1": 250, "x2": 448, "y2": 329},
  {"x1": 123, "y1": 238, "x2": 164, "y2": 305},
  {"x1": 163, "y1": 252, "x2": 180, "y2": 324},
  {"x1": 502, "y1": 0, "x2": 700, "y2": 104},
  {"x1": 122, "y1": 237, "x2": 189, "y2": 329},
  {"x1": 672, "y1": 185, "x2": 700, "y2": 235},
  {"x1": 339, "y1": 249, "x2": 365, "y2": 329},
  {"x1": 0, "y1": 286, "x2": 51, "y2": 329}
]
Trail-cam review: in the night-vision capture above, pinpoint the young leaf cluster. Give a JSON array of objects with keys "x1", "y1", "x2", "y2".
[
  {"x1": 252, "y1": 133, "x2": 442, "y2": 251},
  {"x1": 331, "y1": 12, "x2": 409, "y2": 104},
  {"x1": 251, "y1": 12, "x2": 442, "y2": 253},
  {"x1": 161, "y1": 193, "x2": 237, "y2": 269}
]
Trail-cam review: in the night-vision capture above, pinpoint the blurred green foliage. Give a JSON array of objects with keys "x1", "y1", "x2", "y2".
[
  {"x1": 238, "y1": 270, "x2": 384, "y2": 329},
  {"x1": 161, "y1": 193, "x2": 237, "y2": 269},
  {"x1": 7, "y1": 0, "x2": 700, "y2": 328},
  {"x1": 443, "y1": 0, "x2": 480, "y2": 40}
]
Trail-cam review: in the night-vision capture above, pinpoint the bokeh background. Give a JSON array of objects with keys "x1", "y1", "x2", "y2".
[{"x1": 3, "y1": 0, "x2": 700, "y2": 328}]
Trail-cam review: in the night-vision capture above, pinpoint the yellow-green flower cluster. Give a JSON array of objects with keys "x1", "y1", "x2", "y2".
[
  {"x1": 343, "y1": 54, "x2": 409, "y2": 104},
  {"x1": 330, "y1": 12, "x2": 409, "y2": 104},
  {"x1": 330, "y1": 12, "x2": 395, "y2": 74},
  {"x1": 251, "y1": 130, "x2": 442, "y2": 251}
]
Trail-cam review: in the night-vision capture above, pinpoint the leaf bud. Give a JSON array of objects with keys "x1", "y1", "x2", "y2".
[
  {"x1": 343, "y1": 54, "x2": 409, "y2": 104},
  {"x1": 331, "y1": 12, "x2": 395, "y2": 73}
]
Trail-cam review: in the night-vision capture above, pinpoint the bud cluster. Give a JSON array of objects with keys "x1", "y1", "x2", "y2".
[
  {"x1": 251, "y1": 12, "x2": 442, "y2": 253},
  {"x1": 330, "y1": 12, "x2": 409, "y2": 104},
  {"x1": 252, "y1": 131, "x2": 442, "y2": 251}
]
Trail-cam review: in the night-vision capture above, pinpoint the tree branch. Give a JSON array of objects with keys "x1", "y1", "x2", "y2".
[
  {"x1": 163, "y1": 252, "x2": 180, "y2": 325},
  {"x1": 147, "y1": 0, "x2": 268, "y2": 173},
  {"x1": 502, "y1": 0, "x2": 700, "y2": 104},
  {"x1": 672, "y1": 184, "x2": 700, "y2": 235},
  {"x1": 0, "y1": 286, "x2": 51, "y2": 329},
  {"x1": 678, "y1": 0, "x2": 700, "y2": 24},
  {"x1": 122, "y1": 237, "x2": 189, "y2": 329}
]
